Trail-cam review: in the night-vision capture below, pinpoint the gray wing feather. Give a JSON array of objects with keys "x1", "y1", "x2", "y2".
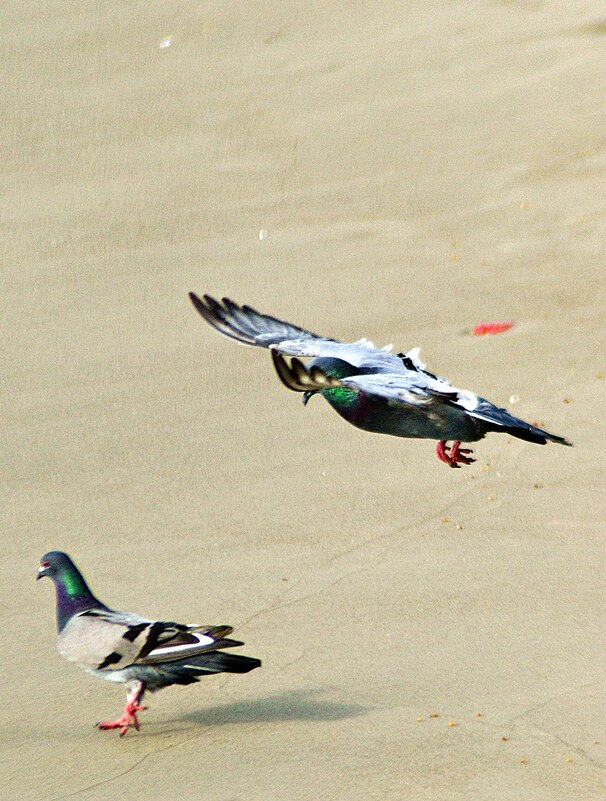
[
  {"x1": 271, "y1": 337, "x2": 404, "y2": 371},
  {"x1": 189, "y1": 293, "x2": 324, "y2": 347},
  {"x1": 190, "y1": 293, "x2": 405, "y2": 371},
  {"x1": 342, "y1": 372, "x2": 475, "y2": 408}
]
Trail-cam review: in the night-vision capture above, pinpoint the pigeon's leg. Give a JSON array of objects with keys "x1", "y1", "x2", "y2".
[
  {"x1": 435, "y1": 440, "x2": 460, "y2": 468},
  {"x1": 97, "y1": 682, "x2": 147, "y2": 737},
  {"x1": 449, "y1": 441, "x2": 475, "y2": 465}
]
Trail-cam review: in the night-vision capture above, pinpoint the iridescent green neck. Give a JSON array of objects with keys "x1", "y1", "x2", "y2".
[
  {"x1": 321, "y1": 386, "x2": 359, "y2": 409},
  {"x1": 54, "y1": 568, "x2": 100, "y2": 632},
  {"x1": 61, "y1": 568, "x2": 89, "y2": 597}
]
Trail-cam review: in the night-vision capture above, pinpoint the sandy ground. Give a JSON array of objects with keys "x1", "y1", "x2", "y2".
[{"x1": 3, "y1": 2, "x2": 605, "y2": 799}]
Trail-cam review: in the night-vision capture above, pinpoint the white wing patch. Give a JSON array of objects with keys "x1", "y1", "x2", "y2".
[
  {"x1": 402, "y1": 347, "x2": 426, "y2": 371},
  {"x1": 146, "y1": 632, "x2": 216, "y2": 659},
  {"x1": 452, "y1": 390, "x2": 480, "y2": 412}
]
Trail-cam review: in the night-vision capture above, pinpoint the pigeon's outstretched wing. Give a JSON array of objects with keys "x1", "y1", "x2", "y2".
[
  {"x1": 271, "y1": 352, "x2": 458, "y2": 404},
  {"x1": 189, "y1": 293, "x2": 404, "y2": 372},
  {"x1": 272, "y1": 354, "x2": 572, "y2": 446},
  {"x1": 189, "y1": 293, "x2": 322, "y2": 347},
  {"x1": 58, "y1": 609, "x2": 239, "y2": 671},
  {"x1": 271, "y1": 351, "x2": 344, "y2": 393}
]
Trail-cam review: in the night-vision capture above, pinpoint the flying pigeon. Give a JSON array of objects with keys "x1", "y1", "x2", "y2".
[
  {"x1": 38, "y1": 551, "x2": 261, "y2": 736},
  {"x1": 189, "y1": 293, "x2": 571, "y2": 467}
]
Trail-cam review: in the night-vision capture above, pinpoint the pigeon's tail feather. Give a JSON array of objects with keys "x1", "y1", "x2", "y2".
[
  {"x1": 134, "y1": 645, "x2": 261, "y2": 691},
  {"x1": 505, "y1": 425, "x2": 571, "y2": 445},
  {"x1": 471, "y1": 401, "x2": 572, "y2": 446},
  {"x1": 164, "y1": 651, "x2": 261, "y2": 684}
]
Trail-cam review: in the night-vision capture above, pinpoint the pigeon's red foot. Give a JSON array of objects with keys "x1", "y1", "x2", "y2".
[
  {"x1": 435, "y1": 440, "x2": 475, "y2": 468},
  {"x1": 97, "y1": 683, "x2": 146, "y2": 737}
]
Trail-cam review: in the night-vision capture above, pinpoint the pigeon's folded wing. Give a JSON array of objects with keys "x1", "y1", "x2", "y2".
[{"x1": 59, "y1": 610, "x2": 234, "y2": 671}]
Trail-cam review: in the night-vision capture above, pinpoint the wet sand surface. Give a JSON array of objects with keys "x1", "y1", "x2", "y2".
[{"x1": 3, "y1": 2, "x2": 605, "y2": 799}]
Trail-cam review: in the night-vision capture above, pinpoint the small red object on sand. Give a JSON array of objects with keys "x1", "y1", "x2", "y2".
[{"x1": 471, "y1": 321, "x2": 513, "y2": 336}]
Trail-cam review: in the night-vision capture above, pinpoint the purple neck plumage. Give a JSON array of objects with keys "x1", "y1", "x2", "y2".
[{"x1": 54, "y1": 573, "x2": 107, "y2": 632}]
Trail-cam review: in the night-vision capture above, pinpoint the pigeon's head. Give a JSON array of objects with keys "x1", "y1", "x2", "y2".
[
  {"x1": 302, "y1": 357, "x2": 359, "y2": 405},
  {"x1": 37, "y1": 551, "x2": 77, "y2": 582}
]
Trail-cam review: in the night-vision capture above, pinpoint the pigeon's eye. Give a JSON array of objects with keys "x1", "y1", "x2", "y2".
[{"x1": 41, "y1": 560, "x2": 51, "y2": 568}]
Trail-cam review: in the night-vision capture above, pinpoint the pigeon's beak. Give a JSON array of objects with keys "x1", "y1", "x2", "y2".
[
  {"x1": 37, "y1": 565, "x2": 49, "y2": 581},
  {"x1": 302, "y1": 390, "x2": 318, "y2": 406}
]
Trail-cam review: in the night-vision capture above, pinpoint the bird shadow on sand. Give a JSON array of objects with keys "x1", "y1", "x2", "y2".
[{"x1": 174, "y1": 688, "x2": 372, "y2": 729}]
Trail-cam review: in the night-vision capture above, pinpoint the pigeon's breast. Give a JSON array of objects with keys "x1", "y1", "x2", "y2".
[{"x1": 58, "y1": 615, "x2": 141, "y2": 670}]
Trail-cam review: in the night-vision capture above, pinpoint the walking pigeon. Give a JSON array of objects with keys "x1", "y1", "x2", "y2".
[
  {"x1": 38, "y1": 551, "x2": 261, "y2": 736},
  {"x1": 189, "y1": 293, "x2": 571, "y2": 467}
]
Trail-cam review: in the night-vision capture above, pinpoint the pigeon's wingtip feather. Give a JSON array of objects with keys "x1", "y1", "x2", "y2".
[{"x1": 189, "y1": 291, "x2": 213, "y2": 316}]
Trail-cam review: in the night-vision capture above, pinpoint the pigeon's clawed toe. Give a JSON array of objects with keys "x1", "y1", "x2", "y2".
[
  {"x1": 436, "y1": 440, "x2": 459, "y2": 468},
  {"x1": 97, "y1": 683, "x2": 146, "y2": 736},
  {"x1": 189, "y1": 293, "x2": 571, "y2": 468},
  {"x1": 97, "y1": 704, "x2": 145, "y2": 736},
  {"x1": 449, "y1": 441, "x2": 476, "y2": 466},
  {"x1": 435, "y1": 441, "x2": 476, "y2": 468}
]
